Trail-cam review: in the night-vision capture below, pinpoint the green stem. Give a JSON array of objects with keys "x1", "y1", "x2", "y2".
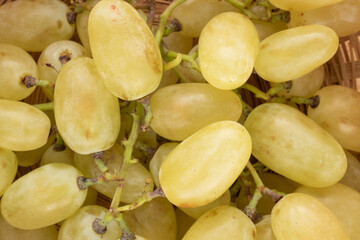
[
  {"x1": 240, "y1": 83, "x2": 270, "y2": 101},
  {"x1": 137, "y1": 96, "x2": 152, "y2": 131},
  {"x1": 92, "y1": 152, "x2": 108, "y2": 173},
  {"x1": 172, "y1": 65, "x2": 191, "y2": 83},
  {"x1": 266, "y1": 81, "x2": 292, "y2": 96},
  {"x1": 164, "y1": 52, "x2": 182, "y2": 71},
  {"x1": 33, "y1": 102, "x2": 54, "y2": 111},
  {"x1": 167, "y1": 51, "x2": 201, "y2": 73},
  {"x1": 117, "y1": 214, "x2": 136, "y2": 240},
  {"x1": 224, "y1": 0, "x2": 245, "y2": 9},
  {"x1": 53, "y1": 133, "x2": 65, "y2": 151}
]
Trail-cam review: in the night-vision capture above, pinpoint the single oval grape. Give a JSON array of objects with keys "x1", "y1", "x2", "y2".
[
  {"x1": 0, "y1": 149, "x2": 17, "y2": 197},
  {"x1": 269, "y1": 0, "x2": 343, "y2": 11}
]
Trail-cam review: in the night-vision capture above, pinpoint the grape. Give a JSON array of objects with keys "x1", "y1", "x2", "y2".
[
  {"x1": 183, "y1": 205, "x2": 256, "y2": 240},
  {"x1": 170, "y1": 0, "x2": 240, "y2": 38},
  {"x1": 0, "y1": 43, "x2": 37, "y2": 100},
  {"x1": 123, "y1": 198, "x2": 177, "y2": 240},
  {"x1": 0, "y1": 0, "x2": 74, "y2": 52},
  {"x1": 82, "y1": 187, "x2": 98, "y2": 207},
  {"x1": 150, "y1": 83, "x2": 242, "y2": 141},
  {"x1": 58, "y1": 205, "x2": 121, "y2": 240},
  {"x1": 37, "y1": 40, "x2": 89, "y2": 100},
  {"x1": 339, "y1": 151, "x2": 360, "y2": 191},
  {"x1": 244, "y1": 103, "x2": 347, "y2": 187},
  {"x1": 288, "y1": 0, "x2": 360, "y2": 37},
  {"x1": 254, "y1": 25, "x2": 338, "y2": 83},
  {"x1": 255, "y1": 215, "x2": 276, "y2": 240},
  {"x1": 181, "y1": 45, "x2": 207, "y2": 84},
  {"x1": 307, "y1": 85, "x2": 360, "y2": 152},
  {"x1": 1, "y1": 163, "x2": 87, "y2": 230},
  {"x1": 162, "y1": 32, "x2": 193, "y2": 54},
  {"x1": 88, "y1": 0, "x2": 162, "y2": 100},
  {"x1": 40, "y1": 144, "x2": 74, "y2": 166},
  {"x1": 0, "y1": 99, "x2": 51, "y2": 151},
  {"x1": 199, "y1": 12, "x2": 259, "y2": 90},
  {"x1": 159, "y1": 121, "x2": 252, "y2": 208},
  {"x1": 180, "y1": 190, "x2": 230, "y2": 219},
  {"x1": 0, "y1": 149, "x2": 17, "y2": 197},
  {"x1": 253, "y1": 20, "x2": 288, "y2": 42},
  {"x1": 54, "y1": 57, "x2": 120, "y2": 154},
  {"x1": 175, "y1": 208, "x2": 196, "y2": 240},
  {"x1": 157, "y1": 68, "x2": 179, "y2": 89},
  {"x1": 270, "y1": 65, "x2": 324, "y2": 98},
  {"x1": 271, "y1": 193, "x2": 350, "y2": 240},
  {"x1": 149, "y1": 142, "x2": 179, "y2": 187},
  {"x1": 269, "y1": 0, "x2": 343, "y2": 11}
]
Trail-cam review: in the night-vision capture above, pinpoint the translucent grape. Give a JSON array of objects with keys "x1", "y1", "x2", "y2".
[
  {"x1": 0, "y1": 149, "x2": 17, "y2": 197},
  {"x1": 175, "y1": 208, "x2": 196, "y2": 240},
  {"x1": 253, "y1": 20, "x2": 288, "y2": 41},
  {"x1": 40, "y1": 145, "x2": 74, "y2": 166},
  {"x1": 162, "y1": 32, "x2": 193, "y2": 54},
  {"x1": 255, "y1": 215, "x2": 276, "y2": 240},
  {"x1": 269, "y1": 0, "x2": 343, "y2": 11},
  {"x1": 339, "y1": 151, "x2": 360, "y2": 191}
]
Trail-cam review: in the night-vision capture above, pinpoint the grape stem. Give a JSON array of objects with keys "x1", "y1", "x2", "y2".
[
  {"x1": 92, "y1": 151, "x2": 108, "y2": 173},
  {"x1": 53, "y1": 132, "x2": 66, "y2": 151},
  {"x1": 164, "y1": 52, "x2": 182, "y2": 71},
  {"x1": 166, "y1": 51, "x2": 201, "y2": 73},
  {"x1": 32, "y1": 102, "x2": 54, "y2": 111},
  {"x1": 137, "y1": 96, "x2": 152, "y2": 131}
]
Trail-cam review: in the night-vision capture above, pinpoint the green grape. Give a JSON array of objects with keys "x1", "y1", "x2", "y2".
[
  {"x1": 0, "y1": 149, "x2": 17, "y2": 197},
  {"x1": 295, "y1": 183, "x2": 360, "y2": 239},
  {"x1": 0, "y1": 43, "x2": 37, "y2": 100},
  {"x1": 54, "y1": 57, "x2": 120, "y2": 154},
  {"x1": 181, "y1": 45, "x2": 207, "y2": 84},
  {"x1": 58, "y1": 205, "x2": 121, "y2": 240},
  {"x1": 271, "y1": 193, "x2": 350, "y2": 240},
  {"x1": 270, "y1": 65, "x2": 324, "y2": 98},
  {"x1": 255, "y1": 215, "x2": 276, "y2": 240},
  {"x1": 253, "y1": 20, "x2": 288, "y2": 42},
  {"x1": 339, "y1": 151, "x2": 360, "y2": 192},
  {"x1": 40, "y1": 144, "x2": 74, "y2": 166},
  {"x1": 159, "y1": 121, "x2": 252, "y2": 208},
  {"x1": 175, "y1": 208, "x2": 196, "y2": 240},
  {"x1": 244, "y1": 103, "x2": 347, "y2": 187},
  {"x1": 0, "y1": 99, "x2": 51, "y2": 151},
  {"x1": 236, "y1": 172, "x2": 297, "y2": 215},
  {"x1": 123, "y1": 198, "x2": 177, "y2": 240},
  {"x1": 288, "y1": 0, "x2": 360, "y2": 37},
  {"x1": 88, "y1": 0, "x2": 162, "y2": 100},
  {"x1": 37, "y1": 40, "x2": 89, "y2": 100},
  {"x1": 157, "y1": 68, "x2": 178, "y2": 90},
  {"x1": 74, "y1": 143, "x2": 154, "y2": 204},
  {"x1": 183, "y1": 205, "x2": 256, "y2": 240},
  {"x1": 150, "y1": 83, "x2": 242, "y2": 141},
  {"x1": 1, "y1": 163, "x2": 87, "y2": 230},
  {"x1": 170, "y1": 0, "x2": 240, "y2": 38},
  {"x1": 149, "y1": 142, "x2": 179, "y2": 187},
  {"x1": 269, "y1": 0, "x2": 343, "y2": 11},
  {"x1": 307, "y1": 85, "x2": 360, "y2": 152},
  {"x1": 0, "y1": 0, "x2": 74, "y2": 52},
  {"x1": 180, "y1": 190, "x2": 230, "y2": 219},
  {"x1": 255, "y1": 25, "x2": 338, "y2": 83},
  {"x1": 162, "y1": 32, "x2": 193, "y2": 54},
  {"x1": 199, "y1": 12, "x2": 259, "y2": 90}
]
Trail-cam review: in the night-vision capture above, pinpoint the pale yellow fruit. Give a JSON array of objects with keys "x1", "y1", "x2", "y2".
[
  {"x1": 340, "y1": 151, "x2": 360, "y2": 191},
  {"x1": 175, "y1": 208, "x2": 196, "y2": 240},
  {"x1": 253, "y1": 20, "x2": 288, "y2": 42},
  {"x1": 255, "y1": 215, "x2": 276, "y2": 240},
  {"x1": 269, "y1": 0, "x2": 343, "y2": 11},
  {"x1": 0, "y1": 149, "x2": 17, "y2": 197},
  {"x1": 40, "y1": 145, "x2": 74, "y2": 166}
]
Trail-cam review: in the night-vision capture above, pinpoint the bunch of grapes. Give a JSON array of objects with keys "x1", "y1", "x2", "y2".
[{"x1": 0, "y1": 0, "x2": 359, "y2": 239}]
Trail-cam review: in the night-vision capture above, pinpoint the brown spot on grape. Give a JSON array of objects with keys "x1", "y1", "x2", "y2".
[
  {"x1": 110, "y1": 4, "x2": 121, "y2": 15},
  {"x1": 270, "y1": 136, "x2": 275, "y2": 140},
  {"x1": 1, "y1": 161, "x2": 7, "y2": 168},
  {"x1": 85, "y1": 129, "x2": 93, "y2": 140},
  {"x1": 57, "y1": 20, "x2": 62, "y2": 29},
  {"x1": 252, "y1": 229, "x2": 256, "y2": 238},
  {"x1": 204, "y1": 209, "x2": 219, "y2": 219},
  {"x1": 260, "y1": 43, "x2": 269, "y2": 49},
  {"x1": 273, "y1": 208, "x2": 280, "y2": 216},
  {"x1": 0, "y1": 52, "x2": 5, "y2": 57},
  {"x1": 144, "y1": 47, "x2": 162, "y2": 74}
]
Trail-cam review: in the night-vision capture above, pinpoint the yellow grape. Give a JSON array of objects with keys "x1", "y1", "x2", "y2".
[
  {"x1": 0, "y1": 99, "x2": 51, "y2": 151},
  {"x1": 340, "y1": 151, "x2": 360, "y2": 191},
  {"x1": 269, "y1": 0, "x2": 343, "y2": 11},
  {"x1": 159, "y1": 121, "x2": 252, "y2": 208},
  {"x1": 271, "y1": 193, "x2": 350, "y2": 240},
  {"x1": 54, "y1": 57, "x2": 120, "y2": 154},
  {"x1": 157, "y1": 68, "x2": 179, "y2": 89},
  {"x1": 88, "y1": 0, "x2": 162, "y2": 100},
  {"x1": 0, "y1": 0, "x2": 74, "y2": 52},
  {"x1": 255, "y1": 215, "x2": 276, "y2": 240},
  {"x1": 270, "y1": 65, "x2": 324, "y2": 98},
  {"x1": 295, "y1": 183, "x2": 360, "y2": 239},
  {"x1": 0, "y1": 43, "x2": 37, "y2": 100},
  {"x1": 254, "y1": 25, "x2": 338, "y2": 83},
  {"x1": 288, "y1": 0, "x2": 360, "y2": 37},
  {"x1": 0, "y1": 149, "x2": 17, "y2": 197},
  {"x1": 199, "y1": 12, "x2": 259, "y2": 90},
  {"x1": 253, "y1": 20, "x2": 288, "y2": 41},
  {"x1": 183, "y1": 206, "x2": 256, "y2": 240},
  {"x1": 40, "y1": 145, "x2": 74, "y2": 166},
  {"x1": 170, "y1": 0, "x2": 240, "y2": 38},
  {"x1": 307, "y1": 85, "x2": 360, "y2": 152},
  {"x1": 244, "y1": 103, "x2": 347, "y2": 187},
  {"x1": 123, "y1": 198, "x2": 177, "y2": 240},
  {"x1": 162, "y1": 32, "x2": 193, "y2": 54},
  {"x1": 175, "y1": 208, "x2": 196, "y2": 240},
  {"x1": 149, "y1": 142, "x2": 179, "y2": 187},
  {"x1": 38, "y1": 40, "x2": 89, "y2": 100},
  {"x1": 1, "y1": 163, "x2": 87, "y2": 230},
  {"x1": 150, "y1": 83, "x2": 242, "y2": 141},
  {"x1": 180, "y1": 190, "x2": 230, "y2": 219},
  {"x1": 58, "y1": 205, "x2": 121, "y2": 240}
]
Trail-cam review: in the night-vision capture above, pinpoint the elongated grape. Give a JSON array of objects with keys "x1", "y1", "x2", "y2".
[
  {"x1": 0, "y1": 100, "x2": 51, "y2": 151},
  {"x1": 0, "y1": 44, "x2": 37, "y2": 100},
  {"x1": 271, "y1": 193, "x2": 350, "y2": 240},
  {"x1": 269, "y1": 0, "x2": 343, "y2": 11},
  {"x1": 295, "y1": 183, "x2": 360, "y2": 239},
  {"x1": 40, "y1": 145, "x2": 74, "y2": 166},
  {"x1": 244, "y1": 103, "x2": 346, "y2": 187},
  {"x1": 0, "y1": 0, "x2": 74, "y2": 52},
  {"x1": 255, "y1": 215, "x2": 276, "y2": 240},
  {"x1": 307, "y1": 85, "x2": 360, "y2": 152},
  {"x1": 54, "y1": 57, "x2": 120, "y2": 154},
  {"x1": 253, "y1": 20, "x2": 288, "y2": 42},
  {"x1": 170, "y1": 0, "x2": 240, "y2": 38},
  {"x1": 58, "y1": 205, "x2": 121, "y2": 240},
  {"x1": 340, "y1": 151, "x2": 360, "y2": 191},
  {"x1": 183, "y1": 206, "x2": 256, "y2": 240},
  {"x1": 1, "y1": 163, "x2": 87, "y2": 230},
  {"x1": 160, "y1": 121, "x2": 252, "y2": 208},
  {"x1": 150, "y1": 83, "x2": 242, "y2": 141},
  {"x1": 254, "y1": 25, "x2": 338, "y2": 82},
  {"x1": 199, "y1": 12, "x2": 259, "y2": 90},
  {"x1": 288, "y1": 0, "x2": 360, "y2": 37},
  {"x1": 89, "y1": 0, "x2": 162, "y2": 100},
  {"x1": 0, "y1": 149, "x2": 17, "y2": 197}
]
